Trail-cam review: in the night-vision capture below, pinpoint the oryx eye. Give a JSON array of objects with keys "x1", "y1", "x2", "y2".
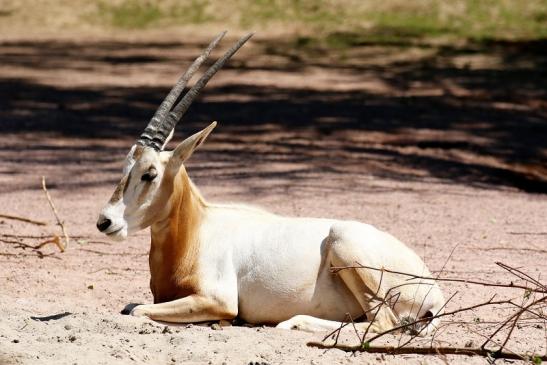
[{"x1": 141, "y1": 168, "x2": 157, "y2": 182}]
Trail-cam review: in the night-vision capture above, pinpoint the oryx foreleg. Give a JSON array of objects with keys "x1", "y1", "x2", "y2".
[{"x1": 128, "y1": 294, "x2": 237, "y2": 323}]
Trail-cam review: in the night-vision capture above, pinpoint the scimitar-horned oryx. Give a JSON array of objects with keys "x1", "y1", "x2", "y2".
[{"x1": 96, "y1": 31, "x2": 445, "y2": 334}]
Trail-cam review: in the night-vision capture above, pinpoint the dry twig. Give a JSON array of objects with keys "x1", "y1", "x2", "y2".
[
  {"x1": 41, "y1": 176, "x2": 69, "y2": 251},
  {"x1": 330, "y1": 263, "x2": 545, "y2": 293},
  {"x1": 0, "y1": 214, "x2": 47, "y2": 226},
  {"x1": 0, "y1": 252, "x2": 17, "y2": 257},
  {"x1": 78, "y1": 248, "x2": 147, "y2": 256},
  {"x1": 309, "y1": 261, "x2": 547, "y2": 362},
  {"x1": 307, "y1": 342, "x2": 547, "y2": 361},
  {"x1": 34, "y1": 235, "x2": 64, "y2": 252}
]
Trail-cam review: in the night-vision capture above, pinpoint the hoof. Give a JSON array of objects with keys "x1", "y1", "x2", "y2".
[{"x1": 121, "y1": 303, "x2": 143, "y2": 315}]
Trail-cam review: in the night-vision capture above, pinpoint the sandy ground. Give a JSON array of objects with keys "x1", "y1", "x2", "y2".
[{"x1": 0, "y1": 32, "x2": 546, "y2": 364}]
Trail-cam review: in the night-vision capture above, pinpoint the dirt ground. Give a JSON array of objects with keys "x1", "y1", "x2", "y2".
[{"x1": 1, "y1": 31, "x2": 546, "y2": 364}]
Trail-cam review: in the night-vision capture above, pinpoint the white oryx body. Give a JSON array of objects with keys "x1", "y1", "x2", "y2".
[
  {"x1": 97, "y1": 32, "x2": 445, "y2": 335},
  {"x1": 196, "y1": 204, "x2": 441, "y2": 328}
]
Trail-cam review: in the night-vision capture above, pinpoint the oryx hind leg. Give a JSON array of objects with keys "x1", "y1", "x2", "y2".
[
  {"x1": 326, "y1": 225, "x2": 398, "y2": 333},
  {"x1": 277, "y1": 314, "x2": 372, "y2": 333}
]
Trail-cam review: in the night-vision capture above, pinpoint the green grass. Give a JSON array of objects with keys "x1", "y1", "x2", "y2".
[
  {"x1": 98, "y1": 1, "x2": 162, "y2": 28},
  {"x1": 79, "y1": 0, "x2": 547, "y2": 43},
  {"x1": 97, "y1": 0, "x2": 212, "y2": 29}
]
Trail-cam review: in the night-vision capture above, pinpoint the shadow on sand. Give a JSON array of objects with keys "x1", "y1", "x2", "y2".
[{"x1": 0, "y1": 36, "x2": 545, "y2": 193}]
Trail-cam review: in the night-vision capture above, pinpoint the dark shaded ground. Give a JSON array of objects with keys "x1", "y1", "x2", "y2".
[{"x1": 0, "y1": 35, "x2": 546, "y2": 194}]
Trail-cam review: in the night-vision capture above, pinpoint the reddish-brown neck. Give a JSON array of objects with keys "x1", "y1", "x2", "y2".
[{"x1": 148, "y1": 168, "x2": 205, "y2": 303}]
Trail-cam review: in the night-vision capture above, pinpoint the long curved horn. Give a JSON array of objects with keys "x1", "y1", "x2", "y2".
[
  {"x1": 150, "y1": 32, "x2": 254, "y2": 150},
  {"x1": 137, "y1": 31, "x2": 227, "y2": 150}
]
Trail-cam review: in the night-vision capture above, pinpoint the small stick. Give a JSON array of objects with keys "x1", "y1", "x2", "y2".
[
  {"x1": 362, "y1": 298, "x2": 386, "y2": 342},
  {"x1": 0, "y1": 233, "x2": 87, "y2": 240},
  {"x1": 365, "y1": 296, "x2": 507, "y2": 344},
  {"x1": 346, "y1": 312, "x2": 362, "y2": 344},
  {"x1": 496, "y1": 262, "x2": 547, "y2": 292},
  {"x1": 78, "y1": 248, "x2": 147, "y2": 256},
  {"x1": 0, "y1": 238, "x2": 26, "y2": 245},
  {"x1": 333, "y1": 313, "x2": 349, "y2": 347},
  {"x1": 399, "y1": 243, "x2": 459, "y2": 346},
  {"x1": 396, "y1": 292, "x2": 459, "y2": 349},
  {"x1": 481, "y1": 295, "x2": 547, "y2": 351},
  {"x1": 87, "y1": 266, "x2": 147, "y2": 274},
  {"x1": 306, "y1": 342, "x2": 547, "y2": 361},
  {"x1": 2, "y1": 235, "x2": 64, "y2": 252},
  {"x1": 321, "y1": 301, "x2": 385, "y2": 343},
  {"x1": 83, "y1": 240, "x2": 113, "y2": 246},
  {"x1": 315, "y1": 259, "x2": 546, "y2": 360},
  {"x1": 0, "y1": 214, "x2": 47, "y2": 226},
  {"x1": 0, "y1": 252, "x2": 17, "y2": 256},
  {"x1": 34, "y1": 235, "x2": 64, "y2": 252},
  {"x1": 330, "y1": 264, "x2": 545, "y2": 293},
  {"x1": 41, "y1": 176, "x2": 68, "y2": 252},
  {"x1": 1, "y1": 234, "x2": 49, "y2": 239}
]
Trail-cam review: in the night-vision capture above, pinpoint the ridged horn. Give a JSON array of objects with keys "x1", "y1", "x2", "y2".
[
  {"x1": 137, "y1": 31, "x2": 227, "y2": 150},
  {"x1": 147, "y1": 32, "x2": 254, "y2": 150}
]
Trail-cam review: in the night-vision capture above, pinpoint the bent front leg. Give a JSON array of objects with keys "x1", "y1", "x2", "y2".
[{"x1": 130, "y1": 294, "x2": 237, "y2": 323}]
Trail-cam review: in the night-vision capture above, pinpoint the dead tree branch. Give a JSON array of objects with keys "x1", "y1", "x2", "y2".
[
  {"x1": 310, "y1": 261, "x2": 547, "y2": 361},
  {"x1": 306, "y1": 342, "x2": 547, "y2": 361},
  {"x1": 331, "y1": 263, "x2": 545, "y2": 293},
  {"x1": 41, "y1": 176, "x2": 69, "y2": 252},
  {"x1": 0, "y1": 214, "x2": 47, "y2": 226}
]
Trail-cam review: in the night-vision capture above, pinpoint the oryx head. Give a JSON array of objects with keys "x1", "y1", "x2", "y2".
[{"x1": 96, "y1": 31, "x2": 253, "y2": 241}]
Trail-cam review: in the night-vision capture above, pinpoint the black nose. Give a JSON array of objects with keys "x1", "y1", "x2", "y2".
[{"x1": 96, "y1": 217, "x2": 112, "y2": 232}]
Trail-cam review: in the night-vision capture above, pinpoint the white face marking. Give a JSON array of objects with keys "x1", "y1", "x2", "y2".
[{"x1": 98, "y1": 145, "x2": 166, "y2": 241}]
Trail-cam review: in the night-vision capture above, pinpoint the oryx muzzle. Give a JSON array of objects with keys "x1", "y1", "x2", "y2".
[{"x1": 137, "y1": 31, "x2": 253, "y2": 151}]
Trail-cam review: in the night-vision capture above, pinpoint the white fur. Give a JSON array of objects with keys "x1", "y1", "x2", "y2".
[
  {"x1": 99, "y1": 126, "x2": 445, "y2": 335},
  {"x1": 195, "y1": 204, "x2": 444, "y2": 331}
]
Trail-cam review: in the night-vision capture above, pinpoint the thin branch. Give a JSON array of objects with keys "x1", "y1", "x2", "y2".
[
  {"x1": 83, "y1": 240, "x2": 113, "y2": 246},
  {"x1": 321, "y1": 301, "x2": 385, "y2": 343},
  {"x1": 332, "y1": 313, "x2": 349, "y2": 347},
  {"x1": 347, "y1": 312, "x2": 362, "y2": 344},
  {"x1": 78, "y1": 248, "x2": 147, "y2": 256},
  {"x1": 1, "y1": 234, "x2": 65, "y2": 252},
  {"x1": 496, "y1": 262, "x2": 547, "y2": 292},
  {"x1": 41, "y1": 176, "x2": 69, "y2": 252},
  {"x1": 313, "y1": 259, "x2": 546, "y2": 361},
  {"x1": 366, "y1": 296, "x2": 507, "y2": 344},
  {"x1": 0, "y1": 233, "x2": 88, "y2": 240},
  {"x1": 498, "y1": 309, "x2": 522, "y2": 354},
  {"x1": 458, "y1": 321, "x2": 520, "y2": 357},
  {"x1": 0, "y1": 238, "x2": 28, "y2": 246},
  {"x1": 0, "y1": 214, "x2": 47, "y2": 226},
  {"x1": 87, "y1": 266, "x2": 148, "y2": 274},
  {"x1": 330, "y1": 264, "x2": 545, "y2": 293},
  {"x1": 34, "y1": 235, "x2": 64, "y2": 252},
  {"x1": 362, "y1": 298, "x2": 385, "y2": 342},
  {"x1": 396, "y1": 291, "x2": 459, "y2": 349},
  {"x1": 481, "y1": 295, "x2": 547, "y2": 351},
  {"x1": 306, "y1": 343, "x2": 546, "y2": 361},
  {"x1": 0, "y1": 252, "x2": 17, "y2": 256},
  {"x1": 404, "y1": 243, "x2": 459, "y2": 343}
]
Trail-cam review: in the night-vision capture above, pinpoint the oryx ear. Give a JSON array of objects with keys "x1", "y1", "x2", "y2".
[{"x1": 170, "y1": 121, "x2": 217, "y2": 165}]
